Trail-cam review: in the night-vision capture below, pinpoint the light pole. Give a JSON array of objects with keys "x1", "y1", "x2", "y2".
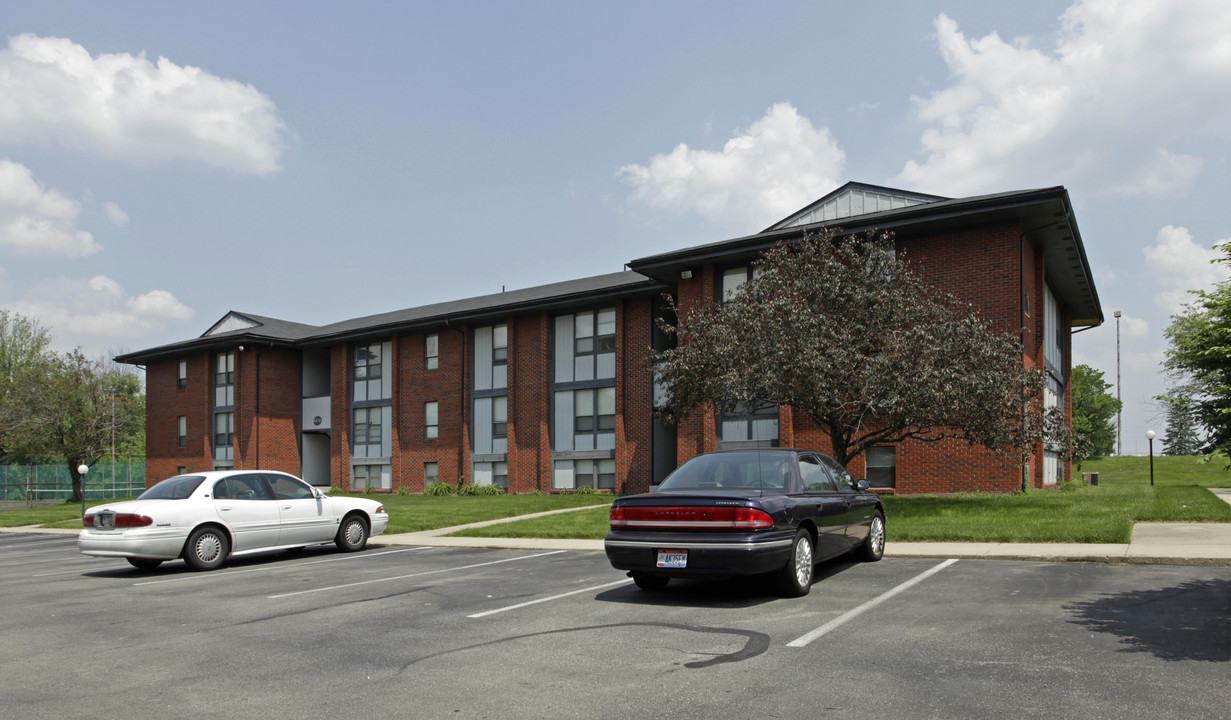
[
  {"x1": 1114, "y1": 310, "x2": 1122, "y2": 456},
  {"x1": 77, "y1": 463, "x2": 89, "y2": 520},
  {"x1": 1145, "y1": 430, "x2": 1155, "y2": 486}
]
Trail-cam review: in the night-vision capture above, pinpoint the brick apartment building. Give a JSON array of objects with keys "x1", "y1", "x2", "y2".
[{"x1": 116, "y1": 182, "x2": 1102, "y2": 494}]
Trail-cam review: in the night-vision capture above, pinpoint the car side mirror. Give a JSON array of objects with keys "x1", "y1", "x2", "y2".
[{"x1": 856, "y1": 479, "x2": 870, "y2": 491}]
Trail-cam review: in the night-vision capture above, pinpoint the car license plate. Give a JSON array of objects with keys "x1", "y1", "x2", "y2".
[
  {"x1": 97, "y1": 513, "x2": 115, "y2": 528},
  {"x1": 656, "y1": 550, "x2": 687, "y2": 568}
]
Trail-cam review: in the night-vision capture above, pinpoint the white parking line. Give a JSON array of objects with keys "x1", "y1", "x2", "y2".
[
  {"x1": 467, "y1": 578, "x2": 634, "y2": 618},
  {"x1": 787, "y1": 559, "x2": 960, "y2": 648},
  {"x1": 133, "y1": 546, "x2": 433, "y2": 586},
  {"x1": 267, "y1": 550, "x2": 567, "y2": 599}
]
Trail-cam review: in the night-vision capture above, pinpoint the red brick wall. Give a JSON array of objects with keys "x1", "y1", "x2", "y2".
[
  {"x1": 232, "y1": 348, "x2": 301, "y2": 475},
  {"x1": 144, "y1": 355, "x2": 212, "y2": 485}
]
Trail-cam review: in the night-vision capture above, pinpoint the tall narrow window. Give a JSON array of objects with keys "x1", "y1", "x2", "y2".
[
  {"x1": 214, "y1": 412, "x2": 234, "y2": 451},
  {"x1": 353, "y1": 342, "x2": 390, "y2": 402},
  {"x1": 177, "y1": 359, "x2": 187, "y2": 389},
  {"x1": 492, "y1": 396, "x2": 508, "y2": 440},
  {"x1": 177, "y1": 416, "x2": 187, "y2": 448},
  {"x1": 425, "y1": 401, "x2": 439, "y2": 439},
  {"x1": 425, "y1": 334, "x2": 439, "y2": 370},
  {"x1": 424, "y1": 462, "x2": 439, "y2": 486},
  {"x1": 866, "y1": 446, "x2": 896, "y2": 489}
]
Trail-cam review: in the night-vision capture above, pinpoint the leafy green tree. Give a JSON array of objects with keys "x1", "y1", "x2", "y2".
[
  {"x1": 1159, "y1": 386, "x2": 1204, "y2": 456},
  {"x1": 1070, "y1": 364, "x2": 1120, "y2": 459},
  {"x1": 1163, "y1": 241, "x2": 1231, "y2": 455},
  {"x1": 652, "y1": 229, "x2": 1048, "y2": 468},
  {"x1": 0, "y1": 311, "x2": 53, "y2": 462},
  {"x1": 0, "y1": 350, "x2": 144, "y2": 502}
]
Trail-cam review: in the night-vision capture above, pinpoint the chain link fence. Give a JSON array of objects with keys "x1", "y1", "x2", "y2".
[{"x1": 0, "y1": 457, "x2": 147, "y2": 509}]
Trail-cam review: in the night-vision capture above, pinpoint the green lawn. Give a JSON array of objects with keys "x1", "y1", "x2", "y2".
[
  {"x1": 7, "y1": 456, "x2": 1230, "y2": 543},
  {"x1": 452, "y1": 455, "x2": 1231, "y2": 543}
]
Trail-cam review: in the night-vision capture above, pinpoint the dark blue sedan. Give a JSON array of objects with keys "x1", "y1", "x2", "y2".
[{"x1": 604, "y1": 449, "x2": 885, "y2": 596}]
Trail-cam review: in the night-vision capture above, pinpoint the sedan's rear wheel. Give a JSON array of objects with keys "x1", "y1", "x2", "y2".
[
  {"x1": 777, "y1": 529, "x2": 814, "y2": 597},
  {"x1": 335, "y1": 514, "x2": 369, "y2": 552},
  {"x1": 632, "y1": 573, "x2": 670, "y2": 591},
  {"x1": 126, "y1": 557, "x2": 163, "y2": 570},
  {"x1": 856, "y1": 511, "x2": 885, "y2": 562},
  {"x1": 183, "y1": 526, "x2": 229, "y2": 571}
]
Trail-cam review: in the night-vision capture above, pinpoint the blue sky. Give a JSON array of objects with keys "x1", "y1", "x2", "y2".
[{"x1": 3, "y1": 0, "x2": 1229, "y2": 454}]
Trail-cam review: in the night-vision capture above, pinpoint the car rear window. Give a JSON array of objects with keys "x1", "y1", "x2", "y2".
[
  {"x1": 657, "y1": 452, "x2": 791, "y2": 493},
  {"x1": 137, "y1": 475, "x2": 206, "y2": 500}
]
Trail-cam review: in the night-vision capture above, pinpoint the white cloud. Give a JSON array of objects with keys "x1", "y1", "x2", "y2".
[
  {"x1": 0, "y1": 158, "x2": 100, "y2": 257},
  {"x1": 619, "y1": 102, "x2": 845, "y2": 232},
  {"x1": 895, "y1": 0, "x2": 1231, "y2": 196},
  {"x1": 0, "y1": 34, "x2": 289, "y2": 175},
  {"x1": 102, "y1": 201, "x2": 128, "y2": 228},
  {"x1": 7, "y1": 274, "x2": 195, "y2": 348},
  {"x1": 1143, "y1": 225, "x2": 1227, "y2": 314}
]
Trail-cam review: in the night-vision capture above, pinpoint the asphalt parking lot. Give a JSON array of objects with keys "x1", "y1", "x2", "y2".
[{"x1": 1, "y1": 532, "x2": 1228, "y2": 720}]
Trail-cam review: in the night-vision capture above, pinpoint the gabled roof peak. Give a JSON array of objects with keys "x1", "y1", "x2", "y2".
[{"x1": 766, "y1": 181, "x2": 947, "y2": 232}]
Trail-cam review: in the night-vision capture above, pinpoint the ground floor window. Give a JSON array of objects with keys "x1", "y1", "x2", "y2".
[
  {"x1": 553, "y1": 458, "x2": 615, "y2": 491},
  {"x1": 352, "y1": 463, "x2": 391, "y2": 492},
  {"x1": 866, "y1": 446, "x2": 896, "y2": 489},
  {"x1": 1043, "y1": 451, "x2": 1060, "y2": 486},
  {"x1": 473, "y1": 461, "x2": 507, "y2": 489},
  {"x1": 717, "y1": 404, "x2": 778, "y2": 446}
]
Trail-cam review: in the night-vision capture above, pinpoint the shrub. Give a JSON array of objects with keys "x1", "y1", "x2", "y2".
[
  {"x1": 424, "y1": 481, "x2": 454, "y2": 496},
  {"x1": 327, "y1": 486, "x2": 346, "y2": 496},
  {"x1": 575, "y1": 485, "x2": 594, "y2": 495},
  {"x1": 394, "y1": 486, "x2": 411, "y2": 496}
]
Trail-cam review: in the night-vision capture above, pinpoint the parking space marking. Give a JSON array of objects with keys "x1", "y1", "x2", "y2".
[
  {"x1": 467, "y1": 578, "x2": 633, "y2": 618},
  {"x1": 787, "y1": 559, "x2": 960, "y2": 648},
  {"x1": 133, "y1": 546, "x2": 433, "y2": 586},
  {"x1": 267, "y1": 550, "x2": 567, "y2": 599}
]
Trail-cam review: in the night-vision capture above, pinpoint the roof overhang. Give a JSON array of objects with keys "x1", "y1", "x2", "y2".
[{"x1": 627, "y1": 186, "x2": 1102, "y2": 328}]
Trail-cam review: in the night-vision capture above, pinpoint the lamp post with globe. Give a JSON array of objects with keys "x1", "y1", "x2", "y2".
[
  {"x1": 1145, "y1": 431, "x2": 1156, "y2": 486},
  {"x1": 77, "y1": 463, "x2": 89, "y2": 520}
]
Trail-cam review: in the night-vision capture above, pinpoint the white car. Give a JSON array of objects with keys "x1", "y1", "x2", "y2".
[{"x1": 79, "y1": 470, "x2": 389, "y2": 571}]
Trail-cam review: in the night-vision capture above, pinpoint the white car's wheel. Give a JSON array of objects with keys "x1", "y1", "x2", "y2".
[
  {"x1": 183, "y1": 526, "x2": 229, "y2": 571},
  {"x1": 335, "y1": 514, "x2": 368, "y2": 552}
]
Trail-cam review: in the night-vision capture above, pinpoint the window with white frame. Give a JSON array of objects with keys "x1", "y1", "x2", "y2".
[
  {"x1": 554, "y1": 387, "x2": 616, "y2": 452},
  {"x1": 722, "y1": 266, "x2": 753, "y2": 304},
  {"x1": 214, "y1": 351, "x2": 234, "y2": 408},
  {"x1": 554, "y1": 309, "x2": 616, "y2": 384},
  {"x1": 424, "y1": 462, "x2": 439, "y2": 486},
  {"x1": 177, "y1": 416, "x2": 187, "y2": 448},
  {"x1": 425, "y1": 334, "x2": 439, "y2": 370},
  {"x1": 425, "y1": 401, "x2": 439, "y2": 439},
  {"x1": 718, "y1": 403, "x2": 778, "y2": 445},
  {"x1": 177, "y1": 359, "x2": 187, "y2": 389}
]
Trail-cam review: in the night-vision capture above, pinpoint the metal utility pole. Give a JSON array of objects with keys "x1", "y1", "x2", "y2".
[{"x1": 1114, "y1": 310, "x2": 1122, "y2": 455}]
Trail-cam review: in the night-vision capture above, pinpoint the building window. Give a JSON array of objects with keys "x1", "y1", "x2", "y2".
[
  {"x1": 474, "y1": 324, "x2": 508, "y2": 391},
  {"x1": 492, "y1": 396, "x2": 508, "y2": 440},
  {"x1": 866, "y1": 446, "x2": 896, "y2": 489},
  {"x1": 553, "y1": 458, "x2": 615, "y2": 491},
  {"x1": 177, "y1": 416, "x2": 187, "y2": 448},
  {"x1": 425, "y1": 462, "x2": 439, "y2": 486},
  {"x1": 718, "y1": 403, "x2": 778, "y2": 445},
  {"x1": 353, "y1": 407, "x2": 389, "y2": 457},
  {"x1": 354, "y1": 342, "x2": 391, "y2": 402},
  {"x1": 721, "y1": 266, "x2": 754, "y2": 304},
  {"x1": 473, "y1": 461, "x2": 508, "y2": 489},
  {"x1": 177, "y1": 466, "x2": 186, "y2": 476},
  {"x1": 214, "y1": 351, "x2": 234, "y2": 409},
  {"x1": 425, "y1": 401, "x2": 439, "y2": 439},
  {"x1": 352, "y1": 463, "x2": 391, "y2": 492},
  {"x1": 214, "y1": 412, "x2": 234, "y2": 453},
  {"x1": 425, "y1": 334, "x2": 439, "y2": 370},
  {"x1": 573, "y1": 309, "x2": 615, "y2": 380},
  {"x1": 177, "y1": 359, "x2": 187, "y2": 389},
  {"x1": 472, "y1": 395, "x2": 508, "y2": 455},
  {"x1": 554, "y1": 387, "x2": 615, "y2": 452}
]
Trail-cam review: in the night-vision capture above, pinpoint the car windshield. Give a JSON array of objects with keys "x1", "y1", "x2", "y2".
[
  {"x1": 137, "y1": 475, "x2": 206, "y2": 500},
  {"x1": 657, "y1": 452, "x2": 791, "y2": 494}
]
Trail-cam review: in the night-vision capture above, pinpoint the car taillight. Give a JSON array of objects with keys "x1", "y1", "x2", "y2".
[
  {"x1": 113, "y1": 514, "x2": 154, "y2": 528},
  {"x1": 609, "y1": 505, "x2": 774, "y2": 530},
  {"x1": 82, "y1": 514, "x2": 94, "y2": 528}
]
